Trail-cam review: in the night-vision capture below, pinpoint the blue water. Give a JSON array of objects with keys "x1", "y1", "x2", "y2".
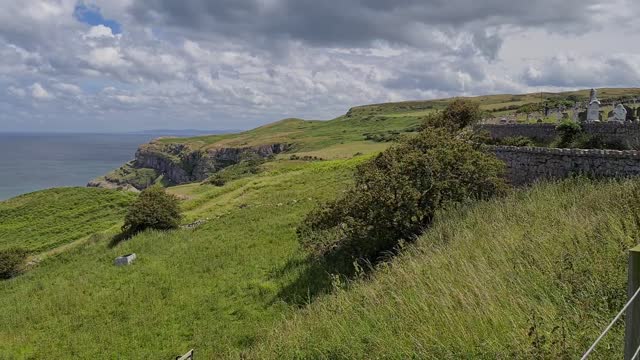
[{"x1": 0, "y1": 133, "x2": 162, "y2": 201}]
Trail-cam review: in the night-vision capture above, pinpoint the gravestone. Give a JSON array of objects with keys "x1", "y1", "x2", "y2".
[
  {"x1": 114, "y1": 253, "x2": 137, "y2": 266},
  {"x1": 578, "y1": 111, "x2": 587, "y2": 122},
  {"x1": 587, "y1": 88, "x2": 601, "y2": 122},
  {"x1": 612, "y1": 104, "x2": 628, "y2": 122},
  {"x1": 624, "y1": 105, "x2": 635, "y2": 121},
  {"x1": 573, "y1": 108, "x2": 580, "y2": 121}
]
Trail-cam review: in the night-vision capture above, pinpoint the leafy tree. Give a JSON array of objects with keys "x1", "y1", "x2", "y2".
[
  {"x1": 0, "y1": 248, "x2": 28, "y2": 279},
  {"x1": 121, "y1": 186, "x2": 182, "y2": 235},
  {"x1": 423, "y1": 99, "x2": 483, "y2": 131},
  {"x1": 298, "y1": 127, "x2": 506, "y2": 265}
]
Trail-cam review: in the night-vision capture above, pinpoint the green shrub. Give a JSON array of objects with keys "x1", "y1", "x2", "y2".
[
  {"x1": 363, "y1": 131, "x2": 402, "y2": 143},
  {"x1": 121, "y1": 186, "x2": 181, "y2": 235},
  {"x1": 572, "y1": 134, "x2": 629, "y2": 150},
  {"x1": 422, "y1": 99, "x2": 482, "y2": 131},
  {"x1": 297, "y1": 127, "x2": 506, "y2": 265},
  {"x1": 0, "y1": 248, "x2": 28, "y2": 279},
  {"x1": 500, "y1": 136, "x2": 536, "y2": 147},
  {"x1": 553, "y1": 121, "x2": 629, "y2": 150},
  {"x1": 205, "y1": 153, "x2": 266, "y2": 186},
  {"x1": 555, "y1": 121, "x2": 582, "y2": 148},
  {"x1": 207, "y1": 176, "x2": 226, "y2": 187}
]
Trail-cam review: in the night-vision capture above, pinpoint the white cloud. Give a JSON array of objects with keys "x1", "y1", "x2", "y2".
[
  {"x1": 7, "y1": 86, "x2": 26, "y2": 97},
  {"x1": 522, "y1": 54, "x2": 640, "y2": 88},
  {"x1": 53, "y1": 83, "x2": 82, "y2": 95},
  {"x1": 87, "y1": 47, "x2": 127, "y2": 68},
  {"x1": 84, "y1": 25, "x2": 115, "y2": 39},
  {"x1": 1, "y1": 0, "x2": 640, "y2": 131},
  {"x1": 30, "y1": 82, "x2": 53, "y2": 100}
]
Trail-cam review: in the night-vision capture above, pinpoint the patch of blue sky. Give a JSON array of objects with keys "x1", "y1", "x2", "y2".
[{"x1": 73, "y1": 3, "x2": 122, "y2": 34}]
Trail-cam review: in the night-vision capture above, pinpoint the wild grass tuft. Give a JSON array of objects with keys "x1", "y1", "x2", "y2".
[{"x1": 250, "y1": 179, "x2": 640, "y2": 359}]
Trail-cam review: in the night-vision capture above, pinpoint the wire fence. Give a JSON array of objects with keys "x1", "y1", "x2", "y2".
[{"x1": 580, "y1": 278, "x2": 640, "y2": 360}]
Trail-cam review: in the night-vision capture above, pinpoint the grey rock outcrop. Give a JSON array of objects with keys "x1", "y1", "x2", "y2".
[{"x1": 90, "y1": 140, "x2": 289, "y2": 191}]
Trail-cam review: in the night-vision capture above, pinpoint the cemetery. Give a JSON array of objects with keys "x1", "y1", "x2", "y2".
[
  {"x1": 477, "y1": 89, "x2": 640, "y2": 185},
  {"x1": 486, "y1": 88, "x2": 640, "y2": 125}
]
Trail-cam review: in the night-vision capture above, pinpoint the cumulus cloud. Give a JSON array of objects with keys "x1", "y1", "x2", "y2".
[
  {"x1": 53, "y1": 83, "x2": 83, "y2": 94},
  {"x1": 7, "y1": 86, "x2": 26, "y2": 97},
  {"x1": 0, "y1": 0, "x2": 639, "y2": 131},
  {"x1": 30, "y1": 82, "x2": 53, "y2": 100},
  {"x1": 84, "y1": 24, "x2": 116, "y2": 38},
  {"x1": 523, "y1": 54, "x2": 640, "y2": 88},
  {"x1": 124, "y1": 0, "x2": 611, "y2": 60}
]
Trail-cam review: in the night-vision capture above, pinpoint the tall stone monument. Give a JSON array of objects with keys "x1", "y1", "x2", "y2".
[{"x1": 586, "y1": 88, "x2": 601, "y2": 122}]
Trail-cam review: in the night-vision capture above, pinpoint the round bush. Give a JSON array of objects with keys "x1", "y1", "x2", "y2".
[
  {"x1": 122, "y1": 186, "x2": 182, "y2": 235},
  {"x1": 0, "y1": 248, "x2": 28, "y2": 279},
  {"x1": 298, "y1": 127, "x2": 506, "y2": 263}
]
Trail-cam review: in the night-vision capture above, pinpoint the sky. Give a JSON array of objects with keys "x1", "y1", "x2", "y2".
[{"x1": 1, "y1": 1, "x2": 640, "y2": 132}]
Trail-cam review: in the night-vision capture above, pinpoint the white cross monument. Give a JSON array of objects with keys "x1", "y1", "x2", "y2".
[{"x1": 586, "y1": 88, "x2": 601, "y2": 122}]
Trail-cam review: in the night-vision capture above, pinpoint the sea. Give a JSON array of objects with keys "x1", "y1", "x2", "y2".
[{"x1": 0, "y1": 131, "x2": 221, "y2": 201}]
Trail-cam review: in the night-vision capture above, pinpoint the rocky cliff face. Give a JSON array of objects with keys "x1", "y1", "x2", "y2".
[{"x1": 89, "y1": 141, "x2": 289, "y2": 191}]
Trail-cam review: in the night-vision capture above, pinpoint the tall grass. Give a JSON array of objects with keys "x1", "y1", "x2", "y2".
[
  {"x1": 0, "y1": 188, "x2": 136, "y2": 252},
  {"x1": 0, "y1": 159, "x2": 356, "y2": 359},
  {"x1": 250, "y1": 179, "x2": 640, "y2": 359}
]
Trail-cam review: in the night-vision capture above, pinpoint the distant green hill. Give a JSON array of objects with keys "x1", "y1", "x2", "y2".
[
  {"x1": 153, "y1": 87, "x2": 640, "y2": 154},
  {"x1": 96, "y1": 87, "x2": 640, "y2": 192}
]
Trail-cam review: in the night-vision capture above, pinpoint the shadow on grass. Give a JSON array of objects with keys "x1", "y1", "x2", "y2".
[
  {"x1": 275, "y1": 248, "x2": 367, "y2": 306},
  {"x1": 107, "y1": 230, "x2": 137, "y2": 248}
]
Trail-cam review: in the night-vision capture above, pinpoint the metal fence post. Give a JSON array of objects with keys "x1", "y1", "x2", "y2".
[{"x1": 625, "y1": 245, "x2": 640, "y2": 360}]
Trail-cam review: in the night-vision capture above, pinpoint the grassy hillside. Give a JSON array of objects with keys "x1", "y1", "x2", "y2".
[
  {"x1": 153, "y1": 87, "x2": 640, "y2": 156},
  {"x1": 0, "y1": 188, "x2": 136, "y2": 253},
  {"x1": 154, "y1": 115, "x2": 421, "y2": 159},
  {"x1": 250, "y1": 179, "x2": 640, "y2": 359},
  {"x1": 4, "y1": 88, "x2": 640, "y2": 358},
  {"x1": 3, "y1": 172, "x2": 639, "y2": 358},
  {"x1": 0, "y1": 158, "x2": 361, "y2": 359}
]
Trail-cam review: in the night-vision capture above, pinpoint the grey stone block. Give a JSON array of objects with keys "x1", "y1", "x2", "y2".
[{"x1": 114, "y1": 253, "x2": 137, "y2": 266}]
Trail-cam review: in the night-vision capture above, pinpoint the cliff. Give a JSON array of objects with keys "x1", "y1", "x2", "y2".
[{"x1": 89, "y1": 140, "x2": 289, "y2": 191}]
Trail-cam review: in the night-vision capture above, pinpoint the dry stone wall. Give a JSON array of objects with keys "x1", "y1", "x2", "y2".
[
  {"x1": 477, "y1": 122, "x2": 640, "y2": 145},
  {"x1": 477, "y1": 124, "x2": 558, "y2": 142},
  {"x1": 488, "y1": 145, "x2": 640, "y2": 185}
]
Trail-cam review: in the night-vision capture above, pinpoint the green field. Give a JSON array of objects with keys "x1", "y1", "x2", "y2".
[
  {"x1": 153, "y1": 115, "x2": 421, "y2": 158},
  {"x1": 0, "y1": 188, "x2": 136, "y2": 253},
  {"x1": 0, "y1": 159, "x2": 360, "y2": 358}
]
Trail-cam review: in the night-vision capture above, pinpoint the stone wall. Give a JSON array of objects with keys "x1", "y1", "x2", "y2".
[
  {"x1": 488, "y1": 145, "x2": 640, "y2": 185},
  {"x1": 476, "y1": 124, "x2": 558, "y2": 142},
  {"x1": 477, "y1": 122, "x2": 640, "y2": 145}
]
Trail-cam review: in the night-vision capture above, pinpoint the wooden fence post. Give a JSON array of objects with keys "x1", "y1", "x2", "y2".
[
  {"x1": 176, "y1": 349, "x2": 194, "y2": 360},
  {"x1": 625, "y1": 245, "x2": 640, "y2": 360}
]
